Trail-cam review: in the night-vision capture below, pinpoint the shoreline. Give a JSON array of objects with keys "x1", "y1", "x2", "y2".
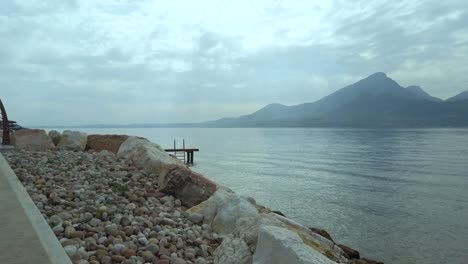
[{"x1": 3, "y1": 129, "x2": 383, "y2": 264}]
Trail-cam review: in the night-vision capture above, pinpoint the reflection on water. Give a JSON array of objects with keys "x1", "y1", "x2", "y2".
[{"x1": 54, "y1": 127, "x2": 468, "y2": 264}]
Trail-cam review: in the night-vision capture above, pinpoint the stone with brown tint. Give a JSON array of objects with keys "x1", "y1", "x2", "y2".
[
  {"x1": 86, "y1": 134, "x2": 129, "y2": 154},
  {"x1": 158, "y1": 165, "x2": 217, "y2": 207},
  {"x1": 338, "y1": 244, "x2": 360, "y2": 259},
  {"x1": 309, "y1": 227, "x2": 334, "y2": 242},
  {"x1": 111, "y1": 255, "x2": 126, "y2": 263},
  {"x1": 122, "y1": 248, "x2": 136, "y2": 258}
]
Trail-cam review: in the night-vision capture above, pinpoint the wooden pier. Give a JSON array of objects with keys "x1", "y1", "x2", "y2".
[{"x1": 165, "y1": 139, "x2": 199, "y2": 165}]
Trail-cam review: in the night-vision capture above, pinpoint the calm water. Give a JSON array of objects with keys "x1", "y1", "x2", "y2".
[{"x1": 52, "y1": 128, "x2": 468, "y2": 264}]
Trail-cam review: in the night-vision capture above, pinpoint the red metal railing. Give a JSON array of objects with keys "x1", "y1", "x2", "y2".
[{"x1": 0, "y1": 99, "x2": 10, "y2": 145}]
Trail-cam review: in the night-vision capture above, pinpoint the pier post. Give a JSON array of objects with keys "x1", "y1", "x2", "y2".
[{"x1": 187, "y1": 151, "x2": 194, "y2": 165}]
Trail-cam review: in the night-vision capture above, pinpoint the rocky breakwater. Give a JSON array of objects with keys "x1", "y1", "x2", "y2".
[
  {"x1": 5, "y1": 136, "x2": 221, "y2": 264},
  {"x1": 5, "y1": 131, "x2": 383, "y2": 264}
]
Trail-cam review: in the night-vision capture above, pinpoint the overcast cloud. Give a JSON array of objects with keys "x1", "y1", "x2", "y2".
[{"x1": 1, "y1": 0, "x2": 467, "y2": 125}]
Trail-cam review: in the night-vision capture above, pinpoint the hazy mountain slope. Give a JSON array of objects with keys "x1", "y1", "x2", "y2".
[
  {"x1": 321, "y1": 94, "x2": 468, "y2": 127},
  {"x1": 406, "y1": 86, "x2": 442, "y2": 102},
  {"x1": 447, "y1": 90, "x2": 468, "y2": 102},
  {"x1": 258, "y1": 72, "x2": 423, "y2": 121}
]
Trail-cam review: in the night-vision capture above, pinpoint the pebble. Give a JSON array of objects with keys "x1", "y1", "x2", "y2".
[
  {"x1": 160, "y1": 217, "x2": 177, "y2": 226},
  {"x1": 64, "y1": 226, "x2": 75, "y2": 238},
  {"x1": 138, "y1": 236, "x2": 148, "y2": 246},
  {"x1": 64, "y1": 245, "x2": 77, "y2": 256},
  {"x1": 188, "y1": 213, "x2": 203, "y2": 224},
  {"x1": 122, "y1": 248, "x2": 136, "y2": 258},
  {"x1": 105, "y1": 224, "x2": 118, "y2": 236},
  {"x1": 146, "y1": 243, "x2": 159, "y2": 254},
  {"x1": 111, "y1": 255, "x2": 126, "y2": 263},
  {"x1": 159, "y1": 237, "x2": 169, "y2": 248},
  {"x1": 112, "y1": 243, "x2": 127, "y2": 254},
  {"x1": 52, "y1": 225, "x2": 64, "y2": 235},
  {"x1": 89, "y1": 218, "x2": 101, "y2": 227},
  {"x1": 141, "y1": 250, "x2": 154, "y2": 262}
]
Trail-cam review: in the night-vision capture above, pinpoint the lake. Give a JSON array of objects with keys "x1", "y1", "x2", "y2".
[{"x1": 50, "y1": 127, "x2": 468, "y2": 264}]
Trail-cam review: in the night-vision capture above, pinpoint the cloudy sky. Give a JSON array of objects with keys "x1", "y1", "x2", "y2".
[{"x1": 1, "y1": 0, "x2": 467, "y2": 126}]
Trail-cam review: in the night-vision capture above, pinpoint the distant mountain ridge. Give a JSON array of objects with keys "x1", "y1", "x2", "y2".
[
  {"x1": 406, "y1": 85, "x2": 442, "y2": 102},
  {"x1": 447, "y1": 89, "x2": 468, "y2": 102},
  {"x1": 204, "y1": 72, "x2": 468, "y2": 127}
]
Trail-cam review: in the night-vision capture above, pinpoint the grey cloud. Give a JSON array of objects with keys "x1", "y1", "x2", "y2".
[{"x1": 1, "y1": 0, "x2": 467, "y2": 125}]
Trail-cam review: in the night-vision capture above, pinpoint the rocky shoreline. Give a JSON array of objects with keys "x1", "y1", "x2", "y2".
[{"x1": 4, "y1": 129, "x2": 383, "y2": 264}]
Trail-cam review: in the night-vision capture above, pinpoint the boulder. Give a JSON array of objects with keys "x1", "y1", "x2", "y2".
[
  {"x1": 11, "y1": 129, "x2": 55, "y2": 151},
  {"x1": 86, "y1": 134, "x2": 129, "y2": 154},
  {"x1": 117, "y1": 136, "x2": 184, "y2": 175},
  {"x1": 189, "y1": 189, "x2": 350, "y2": 263},
  {"x1": 48, "y1": 130, "x2": 61, "y2": 146},
  {"x1": 271, "y1": 214, "x2": 349, "y2": 263},
  {"x1": 57, "y1": 130, "x2": 87, "y2": 151},
  {"x1": 159, "y1": 165, "x2": 217, "y2": 207},
  {"x1": 253, "y1": 225, "x2": 337, "y2": 264},
  {"x1": 233, "y1": 214, "x2": 290, "y2": 247},
  {"x1": 338, "y1": 244, "x2": 360, "y2": 259},
  {"x1": 188, "y1": 188, "x2": 259, "y2": 234},
  {"x1": 213, "y1": 235, "x2": 252, "y2": 264}
]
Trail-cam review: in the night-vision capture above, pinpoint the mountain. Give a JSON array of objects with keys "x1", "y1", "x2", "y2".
[
  {"x1": 447, "y1": 90, "x2": 468, "y2": 102},
  {"x1": 204, "y1": 72, "x2": 468, "y2": 127},
  {"x1": 406, "y1": 85, "x2": 442, "y2": 102}
]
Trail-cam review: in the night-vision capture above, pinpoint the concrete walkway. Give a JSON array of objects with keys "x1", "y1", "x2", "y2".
[{"x1": 0, "y1": 153, "x2": 71, "y2": 264}]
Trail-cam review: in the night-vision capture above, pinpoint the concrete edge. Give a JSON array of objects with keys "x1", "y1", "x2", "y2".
[{"x1": 0, "y1": 153, "x2": 72, "y2": 264}]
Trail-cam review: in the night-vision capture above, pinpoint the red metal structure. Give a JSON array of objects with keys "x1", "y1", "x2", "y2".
[{"x1": 0, "y1": 99, "x2": 10, "y2": 145}]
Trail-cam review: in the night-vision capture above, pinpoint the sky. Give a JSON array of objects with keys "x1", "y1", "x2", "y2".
[{"x1": 1, "y1": 0, "x2": 468, "y2": 126}]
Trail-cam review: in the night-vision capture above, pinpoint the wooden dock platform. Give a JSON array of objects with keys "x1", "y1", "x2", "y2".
[{"x1": 164, "y1": 139, "x2": 199, "y2": 165}]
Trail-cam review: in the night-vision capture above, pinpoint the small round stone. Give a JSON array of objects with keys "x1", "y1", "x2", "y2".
[{"x1": 141, "y1": 251, "x2": 154, "y2": 262}]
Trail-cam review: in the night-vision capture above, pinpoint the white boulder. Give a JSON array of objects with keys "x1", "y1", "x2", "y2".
[
  {"x1": 213, "y1": 235, "x2": 252, "y2": 264},
  {"x1": 11, "y1": 129, "x2": 55, "y2": 151},
  {"x1": 57, "y1": 130, "x2": 87, "y2": 150},
  {"x1": 188, "y1": 188, "x2": 259, "y2": 235},
  {"x1": 252, "y1": 225, "x2": 338, "y2": 264},
  {"x1": 271, "y1": 214, "x2": 349, "y2": 263},
  {"x1": 117, "y1": 136, "x2": 184, "y2": 175}
]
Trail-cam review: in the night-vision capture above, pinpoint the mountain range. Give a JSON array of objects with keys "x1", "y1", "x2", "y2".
[
  {"x1": 203, "y1": 72, "x2": 468, "y2": 127},
  {"x1": 44, "y1": 72, "x2": 467, "y2": 128}
]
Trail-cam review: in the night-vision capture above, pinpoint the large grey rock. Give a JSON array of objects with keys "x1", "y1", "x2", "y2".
[
  {"x1": 57, "y1": 130, "x2": 87, "y2": 150},
  {"x1": 252, "y1": 225, "x2": 337, "y2": 264},
  {"x1": 188, "y1": 189, "x2": 259, "y2": 234},
  {"x1": 270, "y1": 214, "x2": 349, "y2": 263},
  {"x1": 11, "y1": 129, "x2": 55, "y2": 151},
  {"x1": 117, "y1": 136, "x2": 184, "y2": 175},
  {"x1": 213, "y1": 235, "x2": 252, "y2": 264},
  {"x1": 233, "y1": 216, "x2": 262, "y2": 248},
  {"x1": 159, "y1": 165, "x2": 217, "y2": 207},
  {"x1": 48, "y1": 130, "x2": 61, "y2": 146}
]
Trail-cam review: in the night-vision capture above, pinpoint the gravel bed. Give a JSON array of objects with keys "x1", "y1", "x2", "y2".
[{"x1": 5, "y1": 149, "x2": 220, "y2": 264}]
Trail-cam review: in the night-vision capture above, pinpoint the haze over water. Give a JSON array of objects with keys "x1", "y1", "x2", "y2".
[{"x1": 53, "y1": 127, "x2": 468, "y2": 264}]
